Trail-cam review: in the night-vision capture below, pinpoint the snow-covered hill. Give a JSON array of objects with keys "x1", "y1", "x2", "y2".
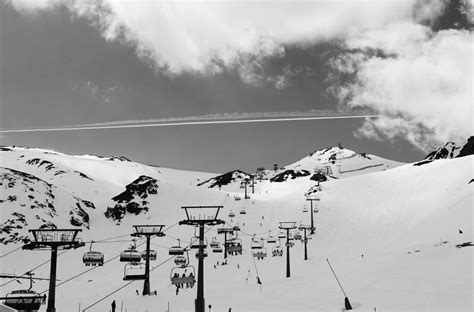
[{"x1": 0, "y1": 144, "x2": 472, "y2": 312}]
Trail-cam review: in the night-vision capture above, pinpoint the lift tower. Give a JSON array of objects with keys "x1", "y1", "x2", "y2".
[
  {"x1": 23, "y1": 228, "x2": 84, "y2": 312},
  {"x1": 298, "y1": 224, "x2": 313, "y2": 260},
  {"x1": 131, "y1": 224, "x2": 165, "y2": 295},
  {"x1": 180, "y1": 206, "x2": 225, "y2": 312},
  {"x1": 217, "y1": 227, "x2": 234, "y2": 259},
  {"x1": 278, "y1": 222, "x2": 296, "y2": 278},
  {"x1": 306, "y1": 197, "x2": 320, "y2": 234}
]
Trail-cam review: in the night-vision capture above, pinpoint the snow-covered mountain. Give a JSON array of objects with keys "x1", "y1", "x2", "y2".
[{"x1": 0, "y1": 144, "x2": 472, "y2": 312}]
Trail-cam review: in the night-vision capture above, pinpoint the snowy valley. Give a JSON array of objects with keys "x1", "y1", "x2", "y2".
[{"x1": 0, "y1": 141, "x2": 472, "y2": 312}]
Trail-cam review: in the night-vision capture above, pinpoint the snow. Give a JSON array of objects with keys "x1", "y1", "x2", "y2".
[{"x1": 0, "y1": 146, "x2": 472, "y2": 312}]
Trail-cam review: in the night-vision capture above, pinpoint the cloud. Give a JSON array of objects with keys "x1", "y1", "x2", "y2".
[
  {"x1": 7, "y1": 0, "x2": 471, "y2": 150},
  {"x1": 8, "y1": 0, "x2": 441, "y2": 75},
  {"x1": 330, "y1": 22, "x2": 473, "y2": 150}
]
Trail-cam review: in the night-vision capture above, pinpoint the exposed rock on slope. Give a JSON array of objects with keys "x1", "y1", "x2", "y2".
[
  {"x1": 424, "y1": 142, "x2": 461, "y2": 160},
  {"x1": 197, "y1": 170, "x2": 251, "y2": 188},
  {"x1": 457, "y1": 136, "x2": 474, "y2": 158},
  {"x1": 105, "y1": 175, "x2": 158, "y2": 223},
  {"x1": 0, "y1": 167, "x2": 93, "y2": 244},
  {"x1": 270, "y1": 170, "x2": 311, "y2": 182}
]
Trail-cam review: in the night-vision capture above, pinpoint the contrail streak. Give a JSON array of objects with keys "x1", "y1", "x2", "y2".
[{"x1": 0, "y1": 115, "x2": 379, "y2": 134}]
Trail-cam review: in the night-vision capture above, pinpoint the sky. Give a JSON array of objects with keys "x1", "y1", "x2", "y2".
[{"x1": 0, "y1": 0, "x2": 472, "y2": 173}]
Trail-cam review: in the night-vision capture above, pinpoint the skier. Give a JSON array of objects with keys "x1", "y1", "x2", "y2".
[
  {"x1": 361, "y1": 254, "x2": 364, "y2": 260},
  {"x1": 111, "y1": 300, "x2": 116, "y2": 312},
  {"x1": 136, "y1": 289, "x2": 139, "y2": 295},
  {"x1": 175, "y1": 284, "x2": 180, "y2": 295}
]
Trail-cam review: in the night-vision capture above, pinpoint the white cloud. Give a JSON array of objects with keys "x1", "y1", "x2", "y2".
[
  {"x1": 9, "y1": 0, "x2": 442, "y2": 75},
  {"x1": 331, "y1": 22, "x2": 473, "y2": 149},
  {"x1": 8, "y1": 0, "x2": 471, "y2": 149}
]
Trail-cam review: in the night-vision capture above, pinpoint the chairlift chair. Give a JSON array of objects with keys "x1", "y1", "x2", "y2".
[
  {"x1": 120, "y1": 241, "x2": 141, "y2": 262},
  {"x1": 83, "y1": 241, "x2": 104, "y2": 266},
  {"x1": 234, "y1": 196, "x2": 241, "y2": 201},
  {"x1": 123, "y1": 263, "x2": 146, "y2": 281},
  {"x1": 252, "y1": 248, "x2": 267, "y2": 260},
  {"x1": 251, "y1": 236, "x2": 264, "y2": 249},
  {"x1": 294, "y1": 232, "x2": 302, "y2": 240},
  {"x1": 170, "y1": 266, "x2": 196, "y2": 288},
  {"x1": 272, "y1": 246, "x2": 283, "y2": 257},
  {"x1": 141, "y1": 249, "x2": 157, "y2": 261},
  {"x1": 278, "y1": 231, "x2": 286, "y2": 239},
  {"x1": 239, "y1": 208, "x2": 246, "y2": 215},
  {"x1": 195, "y1": 250, "x2": 208, "y2": 258},
  {"x1": 210, "y1": 237, "x2": 219, "y2": 249},
  {"x1": 169, "y1": 239, "x2": 185, "y2": 255},
  {"x1": 4, "y1": 290, "x2": 44, "y2": 311},
  {"x1": 212, "y1": 244, "x2": 223, "y2": 253},
  {"x1": 228, "y1": 211, "x2": 235, "y2": 218},
  {"x1": 225, "y1": 238, "x2": 243, "y2": 255},
  {"x1": 3, "y1": 273, "x2": 44, "y2": 311},
  {"x1": 190, "y1": 236, "x2": 208, "y2": 249},
  {"x1": 267, "y1": 235, "x2": 277, "y2": 243},
  {"x1": 174, "y1": 255, "x2": 187, "y2": 267}
]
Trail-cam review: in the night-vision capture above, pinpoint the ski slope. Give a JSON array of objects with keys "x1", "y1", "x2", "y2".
[{"x1": 0, "y1": 146, "x2": 472, "y2": 312}]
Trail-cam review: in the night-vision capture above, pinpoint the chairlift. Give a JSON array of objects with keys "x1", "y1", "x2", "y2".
[
  {"x1": 228, "y1": 211, "x2": 235, "y2": 218},
  {"x1": 209, "y1": 237, "x2": 219, "y2": 249},
  {"x1": 3, "y1": 273, "x2": 44, "y2": 311},
  {"x1": 195, "y1": 249, "x2": 208, "y2": 258},
  {"x1": 225, "y1": 238, "x2": 243, "y2": 255},
  {"x1": 120, "y1": 240, "x2": 141, "y2": 262},
  {"x1": 83, "y1": 241, "x2": 104, "y2": 266},
  {"x1": 252, "y1": 247, "x2": 267, "y2": 260},
  {"x1": 278, "y1": 231, "x2": 286, "y2": 239},
  {"x1": 212, "y1": 244, "x2": 223, "y2": 253},
  {"x1": 190, "y1": 236, "x2": 208, "y2": 249},
  {"x1": 267, "y1": 235, "x2": 277, "y2": 243},
  {"x1": 239, "y1": 208, "x2": 246, "y2": 215},
  {"x1": 141, "y1": 249, "x2": 157, "y2": 261},
  {"x1": 123, "y1": 263, "x2": 145, "y2": 280},
  {"x1": 170, "y1": 266, "x2": 196, "y2": 288},
  {"x1": 169, "y1": 239, "x2": 184, "y2": 255},
  {"x1": 234, "y1": 196, "x2": 241, "y2": 201},
  {"x1": 303, "y1": 206, "x2": 308, "y2": 213},
  {"x1": 272, "y1": 246, "x2": 283, "y2": 257},
  {"x1": 174, "y1": 255, "x2": 187, "y2": 267},
  {"x1": 251, "y1": 236, "x2": 264, "y2": 249}
]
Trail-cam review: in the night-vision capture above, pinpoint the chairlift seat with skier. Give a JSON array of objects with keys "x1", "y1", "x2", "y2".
[
  {"x1": 119, "y1": 249, "x2": 141, "y2": 263},
  {"x1": 252, "y1": 248, "x2": 267, "y2": 260},
  {"x1": 83, "y1": 251, "x2": 104, "y2": 266},
  {"x1": 141, "y1": 249, "x2": 157, "y2": 261},
  {"x1": 170, "y1": 266, "x2": 196, "y2": 287}
]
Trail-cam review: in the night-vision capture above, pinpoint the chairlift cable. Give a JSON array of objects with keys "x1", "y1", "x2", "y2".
[
  {"x1": 0, "y1": 246, "x2": 22, "y2": 259},
  {"x1": 44, "y1": 221, "x2": 204, "y2": 294},
  {"x1": 0, "y1": 249, "x2": 69, "y2": 287},
  {"x1": 81, "y1": 225, "x2": 216, "y2": 311}
]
